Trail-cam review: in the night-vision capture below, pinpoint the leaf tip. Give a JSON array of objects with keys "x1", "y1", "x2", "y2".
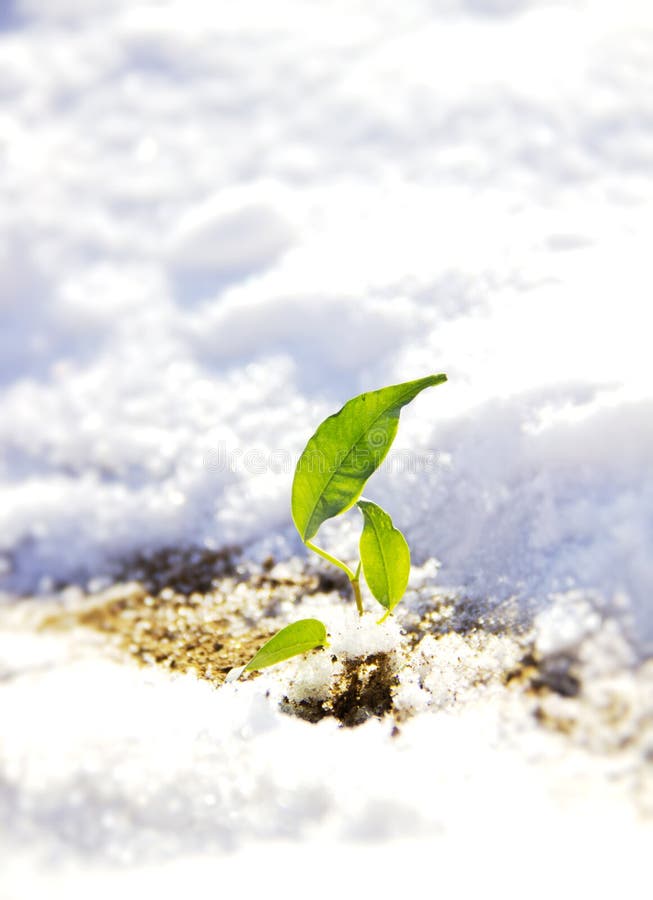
[{"x1": 225, "y1": 665, "x2": 246, "y2": 683}]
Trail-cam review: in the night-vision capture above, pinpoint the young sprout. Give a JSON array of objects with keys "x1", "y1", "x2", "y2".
[
  {"x1": 229, "y1": 374, "x2": 447, "y2": 679},
  {"x1": 291, "y1": 374, "x2": 446, "y2": 616}
]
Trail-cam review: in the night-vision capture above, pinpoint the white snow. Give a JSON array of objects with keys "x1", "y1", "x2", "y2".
[{"x1": 1, "y1": 0, "x2": 652, "y2": 895}]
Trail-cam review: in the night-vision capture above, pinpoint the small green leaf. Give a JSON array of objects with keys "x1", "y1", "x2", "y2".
[
  {"x1": 292, "y1": 374, "x2": 447, "y2": 541},
  {"x1": 243, "y1": 618, "x2": 328, "y2": 672},
  {"x1": 358, "y1": 499, "x2": 410, "y2": 615}
]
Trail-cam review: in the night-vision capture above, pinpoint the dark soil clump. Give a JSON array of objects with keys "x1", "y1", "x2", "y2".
[
  {"x1": 505, "y1": 649, "x2": 582, "y2": 698},
  {"x1": 114, "y1": 545, "x2": 242, "y2": 596},
  {"x1": 281, "y1": 651, "x2": 398, "y2": 728}
]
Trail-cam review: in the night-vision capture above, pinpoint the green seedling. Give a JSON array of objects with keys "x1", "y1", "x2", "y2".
[
  {"x1": 230, "y1": 374, "x2": 447, "y2": 679},
  {"x1": 291, "y1": 374, "x2": 446, "y2": 616}
]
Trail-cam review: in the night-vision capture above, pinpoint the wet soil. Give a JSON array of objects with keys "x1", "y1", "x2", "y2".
[{"x1": 281, "y1": 652, "x2": 398, "y2": 727}]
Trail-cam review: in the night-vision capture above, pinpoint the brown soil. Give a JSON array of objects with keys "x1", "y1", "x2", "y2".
[
  {"x1": 41, "y1": 582, "x2": 274, "y2": 684},
  {"x1": 281, "y1": 651, "x2": 398, "y2": 728},
  {"x1": 113, "y1": 545, "x2": 241, "y2": 596},
  {"x1": 39, "y1": 547, "x2": 326, "y2": 685}
]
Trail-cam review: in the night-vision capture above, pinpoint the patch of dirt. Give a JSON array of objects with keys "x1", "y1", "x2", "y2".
[
  {"x1": 281, "y1": 651, "x2": 398, "y2": 728},
  {"x1": 505, "y1": 650, "x2": 582, "y2": 698},
  {"x1": 400, "y1": 589, "x2": 529, "y2": 645},
  {"x1": 38, "y1": 547, "x2": 364, "y2": 686},
  {"x1": 114, "y1": 545, "x2": 242, "y2": 595},
  {"x1": 41, "y1": 582, "x2": 274, "y2": 684}
]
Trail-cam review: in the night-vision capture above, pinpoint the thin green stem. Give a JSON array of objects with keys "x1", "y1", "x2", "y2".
[
  {"x1": 304, "y1": 540, "x2": 356, "y2": 580},
  {"x1": 351, "y1": 577, "x2": 363, "y2": 616},
  {"x1": 304, "y1": 540, "x2": 364, "y2": 616}
]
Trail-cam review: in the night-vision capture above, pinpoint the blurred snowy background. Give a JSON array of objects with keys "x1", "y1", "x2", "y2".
[
  {"x1": 1, "y1": 0, "x2": 651, "y2": 644},
  {"x1": 1, "y1": 2, "x2": 653, "y2": 896}
]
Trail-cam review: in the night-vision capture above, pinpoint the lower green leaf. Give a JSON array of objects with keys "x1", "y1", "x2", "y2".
[
  {"x1": 243, "y1": 618, "x2": 328, "y2": 672},
  {"x1": 358, "y1": 499, "x2": 410, "y2": 615}
]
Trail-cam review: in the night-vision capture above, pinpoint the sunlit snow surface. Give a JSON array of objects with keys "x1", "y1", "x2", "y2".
[{"x1": 1, "y1": 0, "x2": 652, "y2": 896}]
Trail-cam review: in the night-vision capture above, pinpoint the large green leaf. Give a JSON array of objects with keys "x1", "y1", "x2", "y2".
[
  {"x1": 358, "y1": 499, "x2": 410, "y2": 614},
  {"x1": 291, "y1": 374, "x2": 446, "y2": 541},
  {"x1": 243, "y1": 618, "x2": 328, "y2": 672}
]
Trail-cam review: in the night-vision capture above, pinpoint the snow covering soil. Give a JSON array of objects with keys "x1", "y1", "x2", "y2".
[
  {"x1": 1, "y1": 0, "x2": 652, "y2": 896},
  {"x1": 1, "y1": 558, "x2": 652, "y2": 898}
]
